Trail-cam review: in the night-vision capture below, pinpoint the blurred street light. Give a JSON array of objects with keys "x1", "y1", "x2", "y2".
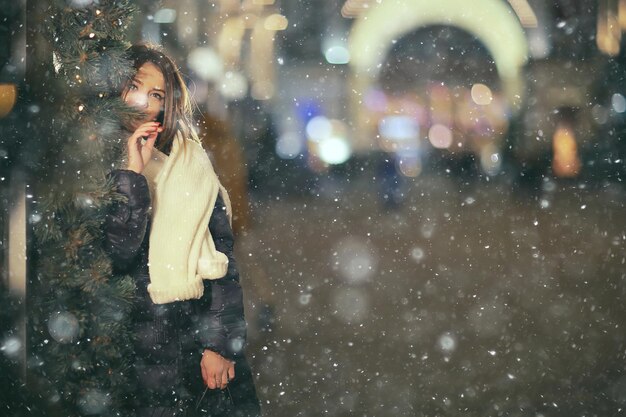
[
  {"x1": 0, "y1": 84, "x2": 17, "y2": 118},
  {"x1": 154, "y1": 8, "x2": 177, "y2": 24}
]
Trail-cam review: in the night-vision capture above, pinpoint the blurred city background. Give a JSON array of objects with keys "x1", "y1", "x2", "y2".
[{"x1": 1, "y1": 0, "x2": 626, "y2": 416}]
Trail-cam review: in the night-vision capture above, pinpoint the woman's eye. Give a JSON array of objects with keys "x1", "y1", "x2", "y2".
[
  {"x1": 129, "y1": 83, "x2": 138, "y2": 90},
  {"x1": 151, "y1": 93, "x2": 164, "y2": 100}
]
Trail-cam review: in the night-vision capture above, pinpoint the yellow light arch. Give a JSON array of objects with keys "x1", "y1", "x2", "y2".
[
  {"x1": 347, "y1": 0, "x2": 530, "y2": 151},
  {"x1": 349, "y1": 0, "x2": 528, "y2": 103}
]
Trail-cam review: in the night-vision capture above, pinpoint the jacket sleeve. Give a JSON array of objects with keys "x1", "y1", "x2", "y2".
[
  {"x1": 193, "y1": 280, "x2": 247, "y2": 360},
  {"x1": 103, "y1": 169, "x2": 151, "y2": 272},
  {"x1": 192, "y1": 192, "x2": 246, "y2": 359}
]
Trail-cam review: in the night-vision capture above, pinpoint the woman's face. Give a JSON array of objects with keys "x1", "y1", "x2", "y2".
[{"x1": 123, "y1": 62, "x2": 166, "y2": 130}]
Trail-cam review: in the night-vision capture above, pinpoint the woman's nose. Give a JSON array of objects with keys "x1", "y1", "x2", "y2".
[{"x1": 126, "y1": 93, "x2": 148, "y2": 109}]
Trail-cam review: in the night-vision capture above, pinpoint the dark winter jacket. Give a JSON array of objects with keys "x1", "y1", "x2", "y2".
[{"x1": 103, "y1": 169, "x2": 247, "y2": 360}]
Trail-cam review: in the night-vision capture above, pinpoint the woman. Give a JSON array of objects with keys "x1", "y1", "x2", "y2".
[{"x1": 103, "y1": 44, "x2": 261, "y2": 417}]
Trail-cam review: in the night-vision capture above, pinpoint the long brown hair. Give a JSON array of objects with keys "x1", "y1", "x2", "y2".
[{"x1": 123, "y1": 43, "x2": 199, "y2": 153}]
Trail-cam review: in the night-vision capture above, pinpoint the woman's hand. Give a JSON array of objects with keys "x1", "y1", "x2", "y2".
[
  {"x1": 126, "y1": 121, "x2": 162, "y2": 174},
  {"x1": 200, "y1": 349, "x2": 235, "y2": 390}
]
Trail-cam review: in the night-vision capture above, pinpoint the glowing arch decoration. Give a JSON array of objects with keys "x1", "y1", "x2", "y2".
[{"x1": 349, "y1": 0, "x2": 528, "y2": 103}]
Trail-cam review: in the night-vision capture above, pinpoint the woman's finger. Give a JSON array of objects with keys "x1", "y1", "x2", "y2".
[
  {"x1": 127, "y1": 133, "x2": 142, "y2": 146},
  {"x1": 144, "y1": 132, "x2": 158, "y2": 147},
  {"x1": 135, "y1": 122, "x2": 160, "y2": 132},
  {"x1": 139, "y1": 122, "x2": 161, "y2": 133},
  {"x1": 207, "y1": 373, "x2": 217, "y2": 390},
  {"x1": 228, "y1": 363, "x2": 235, "y2": 382},
  {"x1": 201, "y1": 362, "x2": 209, "y2": 386},
  {"x1": 133, "y1": 127, "x2": 158, "y2": 140},
  {"x1": 129, "y1": 124, "x2": 160, "y2": 141},
  {"x1": 220, "y1": 370, "x2": 229, "y2": 389},
  {"x1": 141, "y1": 134, "x2": 157, "y2": 161},
  {"x1": 127, "y1": 132, "x2": 150, "y2": 148}
]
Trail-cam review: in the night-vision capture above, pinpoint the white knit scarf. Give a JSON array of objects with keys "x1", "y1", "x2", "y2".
[{"x1": 141, "y1": 132, "x2": 232, "y2": 304}]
